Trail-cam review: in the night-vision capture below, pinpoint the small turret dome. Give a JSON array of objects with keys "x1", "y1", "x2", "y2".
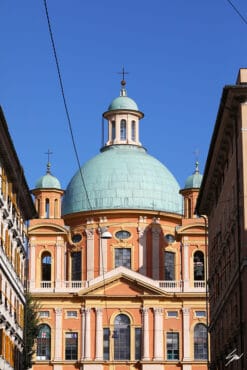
[
  {"x1": 108, "y1": 96, "x2": 138, "y2": 111},
  {"x1": 184, "y1": 161, "x2": 203, "y2": 189},
  {"x1": 107, "y1": 79, "x2": 139, "y2": 112},
  {"x1": 35, "y1": 162, "x2": 61, "y2": 189}
]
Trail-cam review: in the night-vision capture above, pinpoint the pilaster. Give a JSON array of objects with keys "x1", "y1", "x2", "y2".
[
  {"x1": 86, "y1": 229, "x2": 95, "y2": 280},
  {"x1": 54, "y1": 308, "x2": 63, "y2": 361}
]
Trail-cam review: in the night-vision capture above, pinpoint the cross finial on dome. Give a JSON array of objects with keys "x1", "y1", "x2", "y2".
[
  {"x1": 45, "y1": 149, "x2": 53, "y2": 174},
  {"x1": 118, "y1": 66, "x2": 129, "y2": 97},
  {"x1": 194, "y1": 160, "x2": 200, "y2": 174}
]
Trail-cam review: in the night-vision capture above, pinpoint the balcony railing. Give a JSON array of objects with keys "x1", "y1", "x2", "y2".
[{"x1": 32, "y1": 279, "x2": 206, "y2": 293}]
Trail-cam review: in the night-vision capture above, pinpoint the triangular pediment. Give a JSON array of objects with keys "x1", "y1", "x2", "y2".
[{"x1": 77, "y1": 267, "x2": 172, "y2": 297}]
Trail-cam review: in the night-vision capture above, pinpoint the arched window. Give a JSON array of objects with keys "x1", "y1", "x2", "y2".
[
  {"x1": 120, "y1": 120, "x2": 126, "y2": 140},
  {"x1": 112, "y1": 120, "x2": 116, "y2": 140},
  {"x1": 194, "y1": 323, "x2": 207, "y2": 360},
  {"x1": 188, "y1": 198, "x2": 192, "y2": 218},
  {"x1": 37, "y1": 324, "x2": 51, "y2": 360},
  {"x1": 194, "y1": 251, "x2": 204, "y2": 280},
  {"x1": 36, "y1": 199, "x2": 40, "y2": 215},
  {"x1": 71, "y1": 252, "x2": 81, "y2": 281},
  {"x1": 164, "y1": 251, "x2": 175, "y2": 280},
  {"x1": 131, "y1": 120, "x2": 136, "y2": 141},
  {"x1": 41, "y1": 252, "x2": 51, "y2": 281},
  {"x1": 45, "y1": 198, "x2": 50, "y2": 218},
  {"x1": 54, "y1": 199, "x2": 58, "y2": 218},
  {"x1": 113, "y1": 314, "x2": 130, "y2": 360}
]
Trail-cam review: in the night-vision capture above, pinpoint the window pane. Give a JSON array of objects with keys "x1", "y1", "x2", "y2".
[
  {"x1": 71, "y1": 252, "x2": 81, "y2": 280},
  {"x1": 114, "y1": 314, "x2": 130, "y2": 360},
  {"x1": 115, "y1": 248, "x2": 131, "y2": 269},
  {"x1": 194, "y1": 324, "x2": 207, "y2": 360},
  {"x1": 37, "y1": 325, "x2": 51, "y2": 360},
  {"x1": 120, "y1": 120, "x2": 126, "y2": 140},
  {"x1": 112, "y1": 121, "x2": 116, "y2": 140},
  {"x1": 165, "y1": 251, "x2": 175, "y2": 280},
  {"x1": 103, "y1": 328, "x2": 110, "y2": 360},
  {"x1": 167, "y1": 332, "x2": 179, "y2": 360},
  {"x1": 131, "y1": 121, "x2": 136, "y2": 141},
  {"x1": 135, "y1": 328, "x2": 142, "y2": 360},
  {"x1": 42, "y1": 253, "x2": 51, "y2": 281},
  {"x1": 65, "y1": 332, "x2": 78, "y2": 360},
  {"x1": 194, "y1": 251, "x2": 204, "y2": 280}
]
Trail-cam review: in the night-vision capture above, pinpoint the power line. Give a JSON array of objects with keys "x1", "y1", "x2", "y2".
[
  {"x1": 43, "y1": 0, "x2": 93, "y2": 211},
  {"x1": 226, "y1": 0, "x2": 247, "y2": 25}
]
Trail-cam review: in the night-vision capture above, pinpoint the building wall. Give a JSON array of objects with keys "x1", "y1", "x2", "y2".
[
  {"x1": 196, "y1": 68, "x2": 247, "y2": 369},
  {"x1": 29, "y1": 189, "x2": 208, "y2": 370},
  {"x1": 0, "y1": 107, "x2": 36, "y2": 370}
]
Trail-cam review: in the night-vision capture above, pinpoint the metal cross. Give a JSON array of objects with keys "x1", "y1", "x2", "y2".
[
  {"x1": 45, "y1": 149, "x2": 53, "y2": 163},
  {"x1": 118, "y1": 66, "x2": 129, "y2": 81}
]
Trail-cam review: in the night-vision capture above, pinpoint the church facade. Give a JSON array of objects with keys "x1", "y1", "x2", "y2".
[{"x1": 28, "y1": 80, "x2": 208, "y2": 370}]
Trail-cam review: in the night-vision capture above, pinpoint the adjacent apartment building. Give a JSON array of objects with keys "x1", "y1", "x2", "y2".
[
  {"x1": 28, "y1": 80, "x2": 209, "y2": 370},
  {"x1": 0, "y1": 107, "x2": 37, "y2": 370},
  {"x1": 196, "y1": 68, "x2": 247, "y2": 369}
]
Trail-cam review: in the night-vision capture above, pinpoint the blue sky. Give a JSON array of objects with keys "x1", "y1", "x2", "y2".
[{"x1": 0, "y1": 1, "x2": 246, "y2": 191}]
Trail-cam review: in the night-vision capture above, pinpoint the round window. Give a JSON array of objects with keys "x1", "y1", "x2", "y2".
[
  {"x1": 72, "y1": 234, "x2": 82, "y2": 243},
  {"x1": 165, "y1": 234, "x2": 175, "y2": 244},
  {"x1": 115, "y1": 230, "x2": 131, "y2": 240}
]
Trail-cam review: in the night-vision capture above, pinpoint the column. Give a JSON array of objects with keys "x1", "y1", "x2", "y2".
[
  {"x1": 95, "y1": 308, "x2": 103, "y2": 360},
  {"x1": 142, "y1": 307, "x2": 150, "y2": 360},
  {"x1": 85, "y1": 307, "x2": 91, "y2": 360},
  {"x1": 86, "y1": 229, "x2": 94, "y2": 281},
  {"x1": 54, "y1": 308, "x2": 63, "y2": 361},
  {"x1": 152, "y1": 227, "x2": 160, "y2": 280},
  {"x1": 183, "y1": 242, "x2": 190, "y2": 291},
  {"x1": 138, "y1": 226, "x2": 147, "y2": 275},
  {"x1": 182, "y1": 307, "x2": 191, "y2": 361},
  {"x1": 153, "y1": 307, "x2": 164, "y2": 360},
  {"x1": 80, "y1": 307, "x2": 85, "y2": 361}
]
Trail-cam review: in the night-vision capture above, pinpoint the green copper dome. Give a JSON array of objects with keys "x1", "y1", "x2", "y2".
[
  {"x1": 62, "y1": 145, "x2": 182, "y2": 215},
  {"x1": 184, "y1": 162, "x2": 203, "y2": 189},
  {"x1": 107, "y1": 80, "x2": 139, "y2": 111},
  {"x1": 35, "y1": 163, "x2": 61, "y2": 189},
  {"x1": 108, "y1": 96, "x2": 138, "y2": 111}
]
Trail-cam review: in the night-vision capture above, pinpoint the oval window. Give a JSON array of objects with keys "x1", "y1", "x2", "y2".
[
  {"x1": 165, "y1": 234, "x2": 175, "y2": 244},
  {"x1": 72, "y1": 234, "x2": 82, "y2": 243},
  {"x1": 115, "y1": 230, "x2": 131, "y2": 240}
]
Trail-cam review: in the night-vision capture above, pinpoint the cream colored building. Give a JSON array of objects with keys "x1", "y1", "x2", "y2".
[{"x1": 0, "y1": 107, "x2": 37, "y2": 369}]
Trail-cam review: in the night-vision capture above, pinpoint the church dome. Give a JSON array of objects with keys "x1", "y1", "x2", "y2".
[
  {"x1": 184, "y1": 161, "x2": 203, "y2": 189},
  {"x1": 62, "y1": 145, "x2": 182, "y2": 216},
  {"x1": 35, "y1": 163, "x2": 61, "y2": 189}
]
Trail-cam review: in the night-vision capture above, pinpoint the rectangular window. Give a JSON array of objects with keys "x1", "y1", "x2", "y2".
[
  {"x1": 135, "y1": 328, "x2": 142, "y2": 360},
  {"x1": 115, "y1": 248, "x2": 131, "y2": 269},
  {"x1": 164, "y1": 251, "x2": 175, "y2": 280},
  {"x1": 71, "y1": 252, "x2": 81, "y2": 281},
  {"x1": 195, "y1": 311, "x2": 206, "y2": 317},
  {"x1": 167, "y1": 332, "x2": 179, "y2": 360},
  {"x1": 39, "y1": 311, "x2": 50, "y2": 318},
  {"x1": 67, "y1": 310, "x2": 77, "y2": 318},
  {"x1": 103, "y1": 328, "x2": 110, "y2": 360},
  {"x1": 65, "y1": 332, "x2": 78, "y2": 360},
  {"x1": 167, "y1": 311, "x2": 178, "y2": 317}
]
